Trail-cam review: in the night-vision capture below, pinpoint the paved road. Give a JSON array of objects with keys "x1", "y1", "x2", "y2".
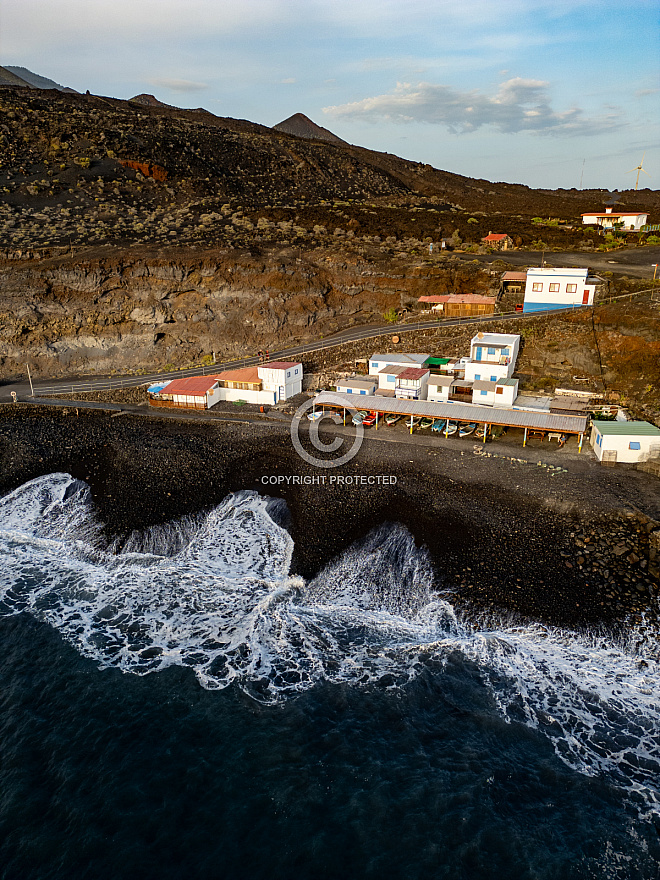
[
  {"x1": 1, "y1": 309, "x2": 531, "y2": 399},
  {"x1": 459, "y1": 245, "x2": 660, "y2": 279},
  {"x1": 1, "y1": 260, "x2": 655, "y2": 399}
]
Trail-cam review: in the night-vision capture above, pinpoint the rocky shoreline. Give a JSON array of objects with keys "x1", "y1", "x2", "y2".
[{"x1": 1, "y1": 404, "x2": 659, "y2": 645}]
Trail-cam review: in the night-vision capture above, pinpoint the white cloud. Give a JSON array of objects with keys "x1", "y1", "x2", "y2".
[
  {"x1": 150, "y1": 78, "x2": 208, "y2": 93},
  {"x1": 281, "y1": 77, "x2": 296, "y2": 84},
  {"x1": 324, "y1": 78, "x2": 621, "y2": 136}
]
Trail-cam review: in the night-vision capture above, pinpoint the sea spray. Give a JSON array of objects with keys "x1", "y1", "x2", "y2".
[{"x1": 0, "y1": 473, "x2": 658, "y2": 818}]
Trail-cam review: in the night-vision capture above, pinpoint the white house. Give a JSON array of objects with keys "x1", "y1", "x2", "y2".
[
  {"x1": 335, "y1": 376, "x2": 377, "y2": 396},
  {"x1": 581, "y1": 208, "x2": 648, "y2": 232},
  {"x1": 471, "y1": 378, "x2": 518, "y2": 407},
  {"x1": 369, "y1": 353, "x2": 430, "y2": 376},
  {"x1": 395, "y1": 367, "x2": 430, "y2": 400},
  {"x1": 523, "y1": 267, "x2": 603, "y2": 314},
  {"x1": 463, "y1": 333, "x2": 520, "y2": 383},
  {"x1": 590, "y1": 420, "x2": 660, "y2": 464},
  {"x1": 377, "y1": 365, "x2": 408, "y2": 391},
  {"x1": 258, "y1": 361, "x2": 303, "y2": 400},
  {"x1": 427, "y1": 376, "x2": 454, "y2": 402}
]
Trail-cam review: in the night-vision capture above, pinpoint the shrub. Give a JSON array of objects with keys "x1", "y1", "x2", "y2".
[{"x1": 383, "y1": 308, "x2": 398, "y2": 323}]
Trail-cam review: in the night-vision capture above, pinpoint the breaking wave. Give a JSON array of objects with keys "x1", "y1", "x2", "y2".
[{"x1": 0, "y1": 474, "x2": 659, "y2": 816}]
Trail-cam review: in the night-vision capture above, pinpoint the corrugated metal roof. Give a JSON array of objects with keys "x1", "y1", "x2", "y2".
[
  {"x1": 473, "y1": 380, "x2": 497, "y2": 391},
  {"x1": 378, "y1": 365, "x2": 407, "y2": 375},
  {"x1": 314, "y1": 392, "x2": 589, "y2": 434},
  {"x1": 370, "y1": 353, "x2": 430, "y2": 364},
  {"x1": 593, "y1": 420, "x2": 660, "y2": 436},
  {"x1": 550, "y1": 397, "x2": 588, "y2": 413},
  {"x1": 482, "y1": 233, "x2": 509, "y2": 241},
  {"x1": 161, "y1": 376, "x2": 218, "y2": 396},
  {"x1": 215, "y1": 366, "x2": 261, "y2": 384},
  {"x1": 497, "y1": 378, "x2": 518, "y2": 387},
  {"x1": 398, "y1": 367, "x2": 429, "y2": 380},
  {"x1": 262, "y1": 361, "x2": 301, "y2": 370},
  {"x1": 428, "y1": 376, "x2": 454, "y2": 387},
  {"x1": 501, "y1": 271, "x2": 527, "y2": 281}
]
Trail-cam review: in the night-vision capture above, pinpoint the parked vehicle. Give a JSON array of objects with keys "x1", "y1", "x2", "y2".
[
  {"x1": 385, "y1": 413, "x2": 401, "y2": 426},
  {"x1": 458, "y1": 422, "x2": 477, "y2": 438},
  {"x1": 352, "y1": 410, "x2": 368, "y2": 426},
  {"x1": 431, "y1": 419, "x2": 447, "y2": 433},
  {"x1": 419, "y1": 417, "x2": 434, "y2": 429}
]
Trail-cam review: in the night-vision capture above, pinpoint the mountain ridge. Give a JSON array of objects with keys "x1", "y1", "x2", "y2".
[{"x1": 273, "y1": 112, "x2": 347, "y2": 146}]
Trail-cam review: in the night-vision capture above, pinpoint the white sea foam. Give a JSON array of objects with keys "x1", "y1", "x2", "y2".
[{"x1": 0, "y1": 474, "x2": 659, "y2": 814}]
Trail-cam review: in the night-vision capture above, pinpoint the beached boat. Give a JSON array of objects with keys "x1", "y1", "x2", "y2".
[
  {"x1": 385, "y1": 413, "x2": 401, "y2": 426},
  {"x1": 458, "y1": 422, "x2": 477, "y2": 438},
  {"x1": 431, "y1": 419, "x2": 446, "y2": 433},
  {"x1": 475, "y1": 425, "x2": 489, "y2": 439},
  {"x1": 445, "y1": 421, "x2": 458, "y2": 436},
  {"x1": 410, "y1": 416, "x2": 421, "y2": 428},
  {"x1": 419, "y1": 417, "x2": 434, "y2": 429}
]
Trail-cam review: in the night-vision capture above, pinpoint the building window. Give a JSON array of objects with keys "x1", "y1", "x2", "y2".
[
  {"x1": 360, "y1": 389, "x2": 366, "y2": 395},
  {"x1": 346, "y1": 388, "x2": 352, "y2": 393},
  {"x1": 532, "y1": 282, "x2": 543, "y2": 291},
  {"x1": 287, "y1": 372, "x2": 291, "y2": 378},
  {"x1": 480, "y1": 390, "x2": 487, "y2": 396},
  {"x1": 501, "y1": 348, "x2": 509, "y2": 356},
  {"x1": 490, "y1": 375, "x2": 497, "y2": 382},
  {"x1": 388, "y1": 375, "x2": 395, "y2": 382},
  {"x1": 487, "y1": 347, "x2": 496, "y2": 355},
  {"x1": 566, "y1": 284, "x2": 577, "y2": 293},
  {"x1": 596, "y1": 434, "x2": 602, "y2": 446},
  {"x1": 496, "y1": 387, "x2": 503, "y2": 395},
  {"x1": 549, "y1": 283, "x2": 559, "y2": 292},
  {"x1": 372, "y1": 362, "x2": 378, "y2": 369},
  {"x1": 475, "y1": 374, "x2": 481, "y2": 380},
  {"x1": 629, "y1": 441, "x2": 641, "y2": 450}
]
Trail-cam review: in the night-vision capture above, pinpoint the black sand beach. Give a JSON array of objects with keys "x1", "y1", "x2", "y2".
[{"x1": 1, "y1": 404, "x2": 658, "y2": 634}]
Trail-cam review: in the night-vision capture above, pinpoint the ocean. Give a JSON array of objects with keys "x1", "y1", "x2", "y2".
[{"x1": 0, "y1": 473, "x2": 658, "y2": 879}]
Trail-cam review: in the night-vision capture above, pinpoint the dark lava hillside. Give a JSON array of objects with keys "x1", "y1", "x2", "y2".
[{"x1": 2, "y1": 86, "x2": 659, "y2": 234}]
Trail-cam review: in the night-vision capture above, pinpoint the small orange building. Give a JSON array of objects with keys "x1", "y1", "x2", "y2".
[{"x1": 482, "y1": 233, "x2": 513, "y2": 250}]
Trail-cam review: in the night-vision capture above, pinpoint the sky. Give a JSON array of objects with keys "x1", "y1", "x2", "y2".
[{"x1": 3, "y1": 0, "x2": 659, "y2": 190}]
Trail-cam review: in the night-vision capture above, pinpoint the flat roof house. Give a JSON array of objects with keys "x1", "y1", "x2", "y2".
[
  {"x1": 472, "y1": 378, "x2": 518, "y2": 407},
  {"x1": 369, "y1": 353, "x2": 430, "y2": 376},
  {"x1": 336, "y1": 376, "x2": 377, "y2": 396},
  {"x1": 590, "y1": 420, "x2": 660, "y2": 465},
  {"x1": 523, "y1": 267, "x2": 603, "y2": 314},
  {"x1": 581, "y1": 208, "x2": 648, "y2": 232},
  {"x1": 463, "y1": 332, "x2": 520, "y2": 383}
]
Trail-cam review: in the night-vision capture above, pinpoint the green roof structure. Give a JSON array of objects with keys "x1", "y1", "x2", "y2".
[{"x1": 592, "y1": 420, "x2": 660, "y2": 436}]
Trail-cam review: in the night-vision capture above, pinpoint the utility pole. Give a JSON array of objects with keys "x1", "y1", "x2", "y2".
[{"x1": 26, "y1": 363, "x2": 34, "y2": 397}]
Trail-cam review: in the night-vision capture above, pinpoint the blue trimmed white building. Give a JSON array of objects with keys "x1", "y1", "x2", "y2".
[{"x1": 523, "y1": 267, "x2": 603, "y2": 314}]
